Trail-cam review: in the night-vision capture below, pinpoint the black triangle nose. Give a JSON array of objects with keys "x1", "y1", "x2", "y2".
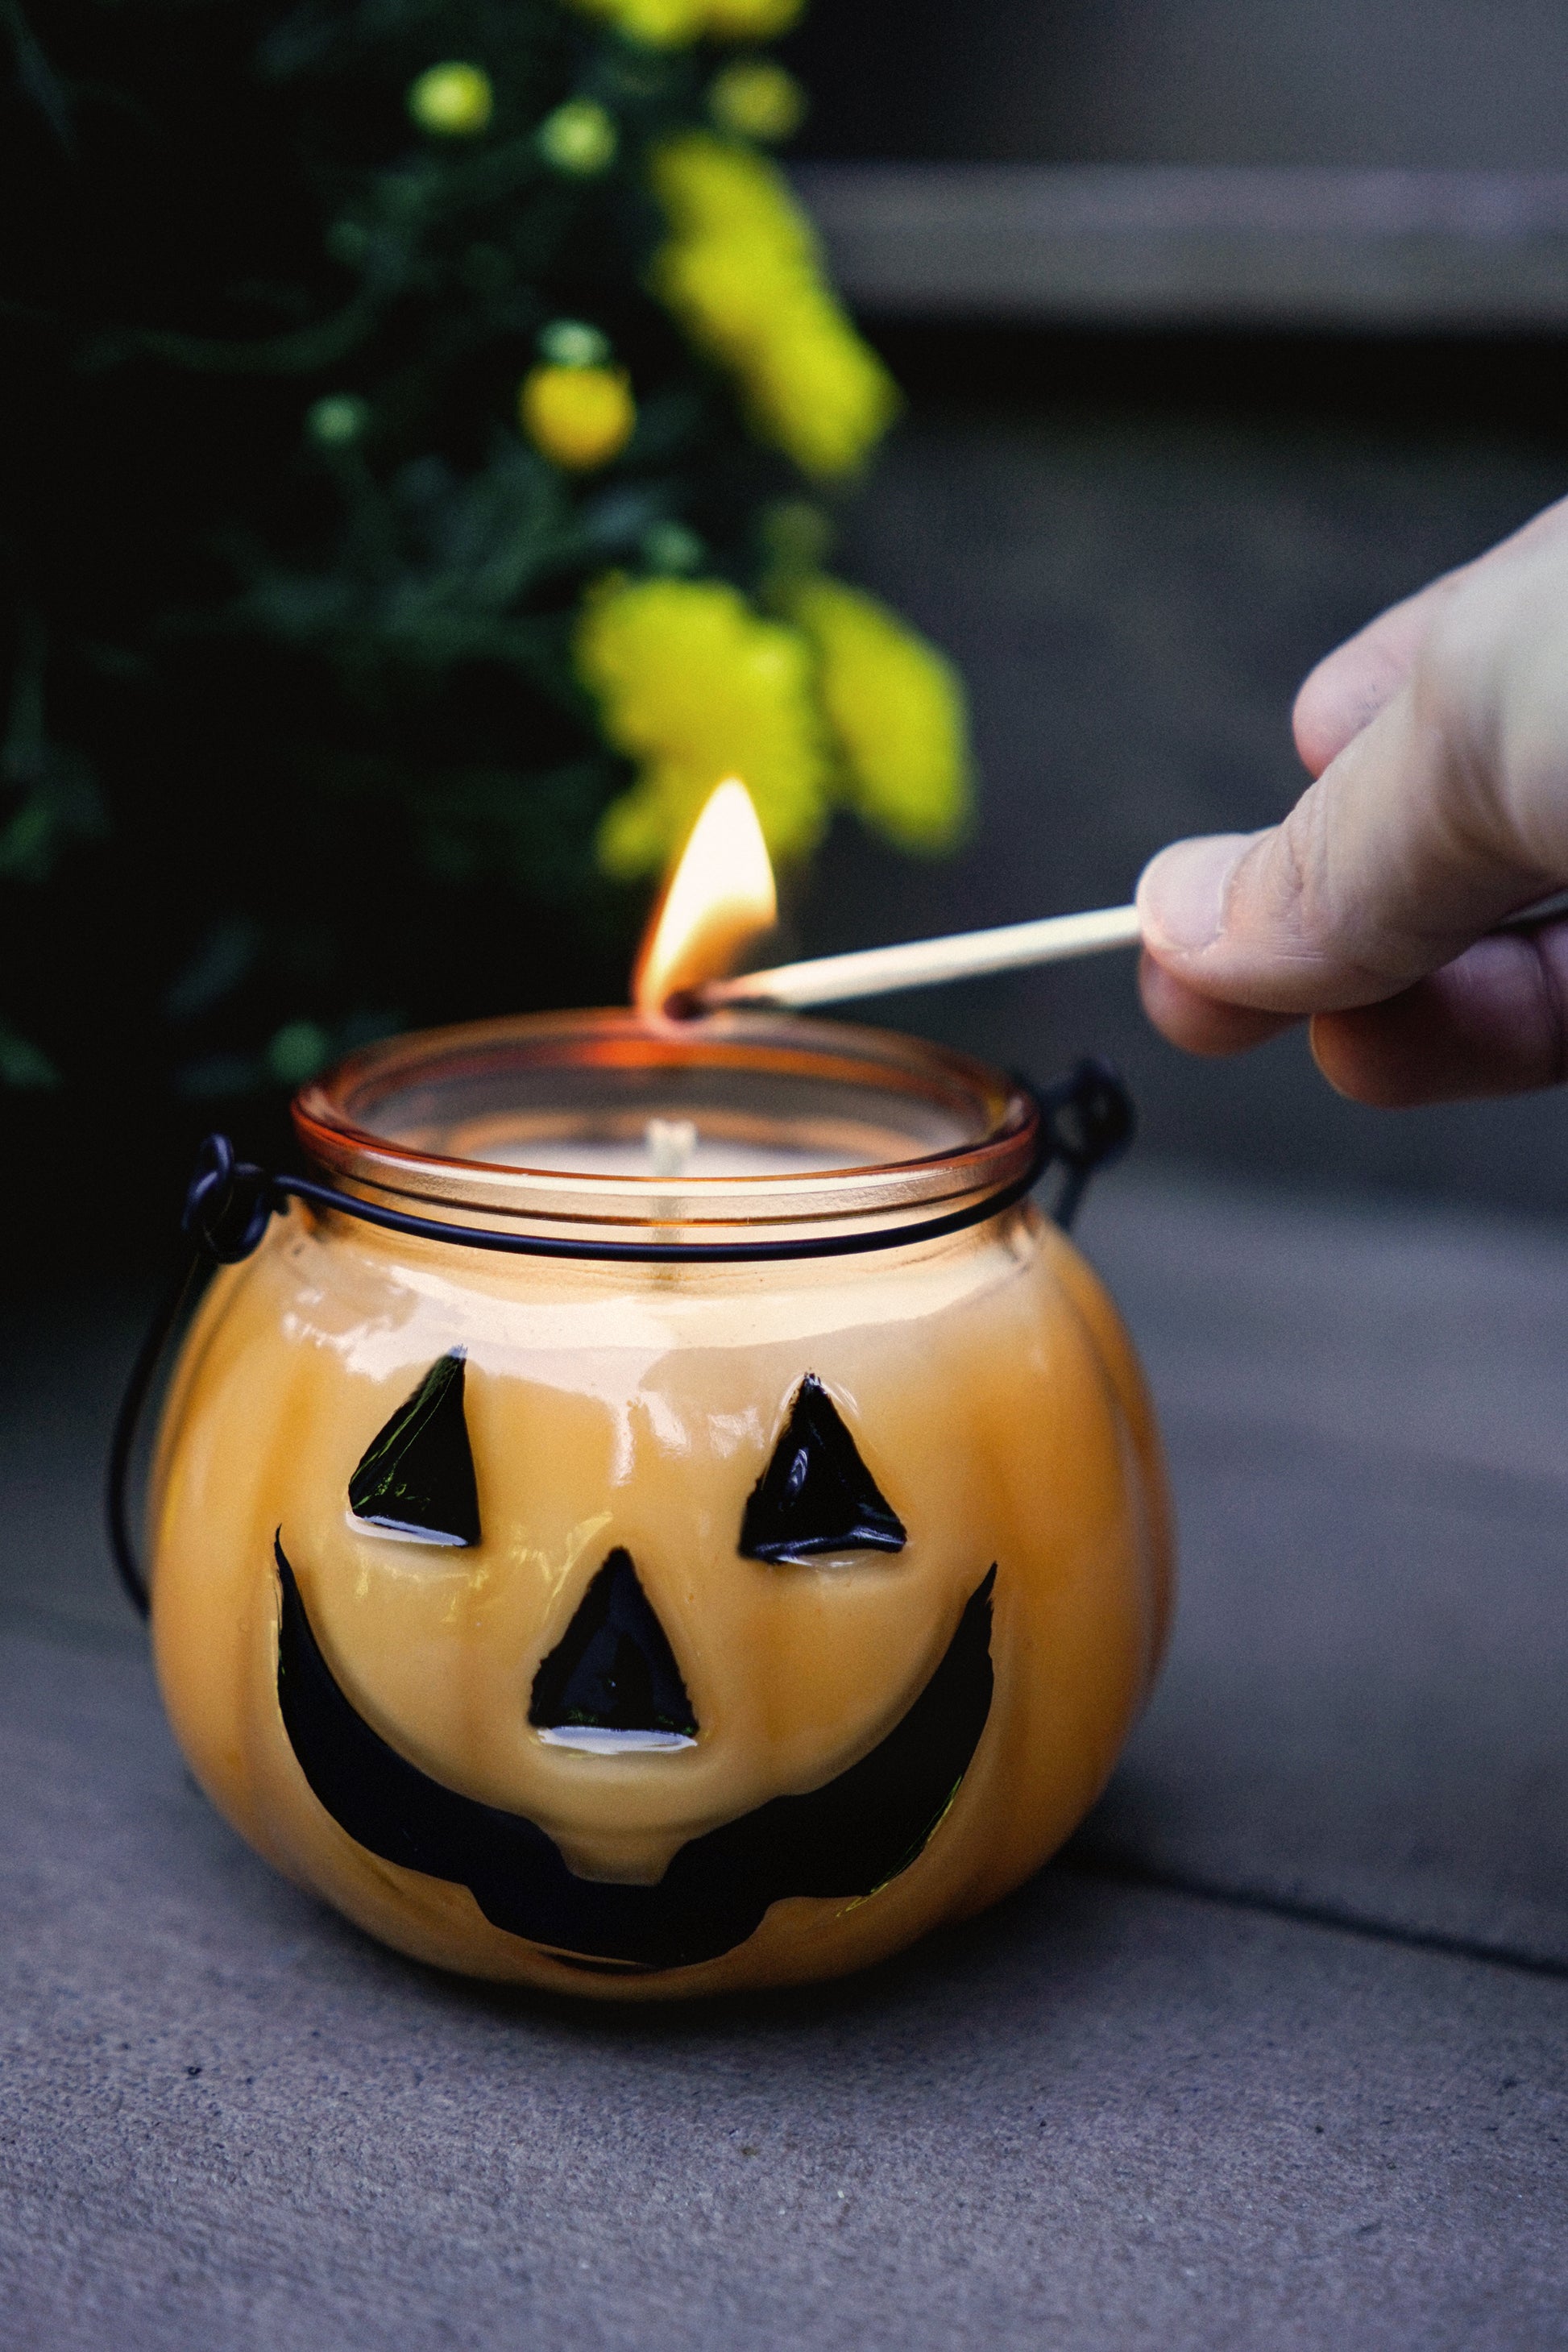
[{"x1": 529, "y1": 1549, "x2": 698, "y2": 1740}]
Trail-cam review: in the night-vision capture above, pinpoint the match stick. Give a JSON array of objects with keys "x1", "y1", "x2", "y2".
[{"x1": 685, "y1": 903, "x2": 1143, "y2": 1014}]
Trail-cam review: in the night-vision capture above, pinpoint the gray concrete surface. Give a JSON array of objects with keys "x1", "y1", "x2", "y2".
[
  {"x1": 2, "y1": 1169, "x2": 1566, "y2": 2347},
  {"x1": 1075, "y1": 1174, "x2": 1568, "y2": 1964}
]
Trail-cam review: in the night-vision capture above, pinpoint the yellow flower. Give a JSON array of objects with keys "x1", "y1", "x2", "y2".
[
  {"x1": 786, "y1": 576, "x2": 973, "y2": 852},
  {"x1": 407, "y1": 62, "x2": 493, "y2": 137},
  {"x1": 708, "y1": 60, "x2": 807, "y2": 143},
  {"x1": 566, "y1": 0, "x2": 706, "y2": 49},
  {"x1": 565, "y1": 0, "x2": 801, "y2": 44},
  {"x1": 576, "y1": 576, "x2": 830, "y2": 877},
  {"x1": 744, "y1": 288, "x2": 902, "y2": 480},
  {"x1": 648, "y1": 135, "x2": 898, "y2": 479},
  {"x1": 520, "y1": 365, "x2": 637, "y2": 471}
]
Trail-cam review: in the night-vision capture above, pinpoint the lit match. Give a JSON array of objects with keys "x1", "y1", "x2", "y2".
[
  {"x1": 674, "y1": 902, "x2": 1143, "y2": 1016},
  {"x1": 636, "y1": 780, "x2": 1143, "y2": 1019}
]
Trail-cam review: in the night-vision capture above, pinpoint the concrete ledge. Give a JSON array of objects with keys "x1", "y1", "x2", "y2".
[{"x1": 793, "y1": 163, "x2": 1568, "y2": 330}]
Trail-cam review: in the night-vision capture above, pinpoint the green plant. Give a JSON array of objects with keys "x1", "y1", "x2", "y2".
[{"x1": 2, "y1": 0, "x2": 970, "y2": 1100}]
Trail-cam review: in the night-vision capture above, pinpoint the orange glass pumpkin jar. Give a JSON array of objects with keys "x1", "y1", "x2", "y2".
[{"x1": 139, "y1": 1011, "x2": 1172, "y2": 1999}]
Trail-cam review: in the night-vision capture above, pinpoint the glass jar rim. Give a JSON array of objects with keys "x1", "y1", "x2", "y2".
[{"x1": 292, "y1": 1008, "x2": 1040, "y2": 1249}]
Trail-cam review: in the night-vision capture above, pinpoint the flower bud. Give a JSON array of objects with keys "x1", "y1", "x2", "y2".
[
  {"x1": 307, "y1": 394, "x2": 370, "y2": 447},
  {"x1": 708, "y1": 60, "x2": 806, "y2": 143},
  {"x1": 537, "y1": 318, "x2": 612, "y2": 369},
  {"x1": 537, "y1": 98, "x2": 618, "y2": 176},
  {"x1": 521, "y1": 366, "x2": 637, "y2": 471},
  {"x1": 408, "y1": 63, "x2": 494, "y2": 138}
]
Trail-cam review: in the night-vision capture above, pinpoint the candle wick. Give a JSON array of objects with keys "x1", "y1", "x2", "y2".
[{"x1": 645, "y1": 1118, "x2": 699, "y2": 1180}]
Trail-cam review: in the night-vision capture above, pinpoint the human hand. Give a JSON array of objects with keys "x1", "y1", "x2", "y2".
[{"x1": 1135, "y1": 495, "x2": 1568, "y2": 1104}]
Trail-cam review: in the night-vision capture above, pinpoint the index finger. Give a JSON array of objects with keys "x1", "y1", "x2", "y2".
[{"x1": 1292, "y1": 492, "x2": 1568, "y2": 778}]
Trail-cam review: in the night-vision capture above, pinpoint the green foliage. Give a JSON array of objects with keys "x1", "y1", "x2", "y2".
[{"x1": 0, "y1": 0, "x2": 958, "y2": 1101}]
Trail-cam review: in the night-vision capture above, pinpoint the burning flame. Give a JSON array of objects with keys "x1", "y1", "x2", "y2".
[{"x1": 633, "y1": 779, "x2": 778, "y2": 1016}]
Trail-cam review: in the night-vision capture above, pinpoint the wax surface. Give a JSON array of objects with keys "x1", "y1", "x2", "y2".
[{"x1": 483, "y1": 1132, "x2": 859, "y2": 1178}]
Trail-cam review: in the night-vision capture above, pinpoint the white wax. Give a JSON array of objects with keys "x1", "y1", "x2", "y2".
[{"x1": 486, "y1": 1124, "x2": 858, "y2": 1180}]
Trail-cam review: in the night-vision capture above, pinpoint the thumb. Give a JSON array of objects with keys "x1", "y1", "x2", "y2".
[{"x1": 1138, "y1": 546, "x2": 1568, "y2": 1018}]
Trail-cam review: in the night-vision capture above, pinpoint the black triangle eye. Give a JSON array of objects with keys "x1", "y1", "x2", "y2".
[
  {"x1": 348, "y1": 1352, "x2": 480, "y2": 1549},
  {"x1": 739, "y1": 1375, "x2": 907, "y2": 1565}
]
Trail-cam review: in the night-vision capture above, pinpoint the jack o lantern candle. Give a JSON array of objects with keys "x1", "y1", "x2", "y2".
[{"x1": 139, "y1": 1005, "x2": 1172, "y2": 1999}]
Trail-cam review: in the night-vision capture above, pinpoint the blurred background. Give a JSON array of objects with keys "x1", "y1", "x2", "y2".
[
  {"x1": 11, "y1": 0, "x2": 1568, "y2": 1274},
  {"x1": 789, "y1": 0, "x2": 1568, "y2": 168},
  {"x1": 776, "y1": 0, "x2": 1568, "y2": 1211}
]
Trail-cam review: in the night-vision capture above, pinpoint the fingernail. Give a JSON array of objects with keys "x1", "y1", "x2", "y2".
[{"x1": 1137, "y1": 834, "x2": 1251, "y2": 957}]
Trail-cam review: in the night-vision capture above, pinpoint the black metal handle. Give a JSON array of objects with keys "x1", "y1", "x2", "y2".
[
  {"x1": 105, "y1": 1060, "x2": 1133, "y2": 1621},
  {"x1": 1038, "y1": 1053, "x2": 1136, "y2": 1231},
  {"x1": 105, "y1": 1135, "x2": 282, "y2": 1617}
]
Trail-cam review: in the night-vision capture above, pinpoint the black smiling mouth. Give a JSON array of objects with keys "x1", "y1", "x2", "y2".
[{"x1": 272, "y1": 1537, "x2": 994, "y2": 1974}]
